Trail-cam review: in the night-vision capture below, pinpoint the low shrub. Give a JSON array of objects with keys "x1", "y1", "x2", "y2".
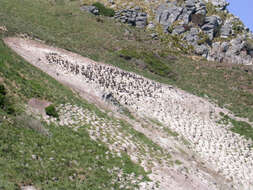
[
  {"x1": 92, "y1": 2, "x2": 115, "y2": 17},
  {"x1": 0, "y1": 84, "x2": 6, "y2": 95},
  {"x1": 0, "y1": 94, "x2": 5, "y2": 108},
  {"x1": 0, "y1": 84, "x2": 15, "y2": 114},
  {"x1": 45, "y1": 104, "x2": 59, "y2": 118}
]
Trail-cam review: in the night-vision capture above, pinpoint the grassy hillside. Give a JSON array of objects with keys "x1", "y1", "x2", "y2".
[
  {"x1": 0, "y1": 0, "x2": 253, "y2": 188},
  {"x1": 1, "y1": 0, "x2": 252, "y2": 122},
  {"x1": 0, "y1": 37, "x2": 150, "y2": 189}
]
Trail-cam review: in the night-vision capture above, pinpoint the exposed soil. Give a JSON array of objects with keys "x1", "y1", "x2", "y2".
[{"x1": 28, "y1": 98, "x2": 52, "y2": 116}]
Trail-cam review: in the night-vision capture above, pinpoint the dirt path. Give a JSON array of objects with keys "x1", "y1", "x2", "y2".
[{"x1": 4, "y1": 37, "x2": 253, "y2": 190}]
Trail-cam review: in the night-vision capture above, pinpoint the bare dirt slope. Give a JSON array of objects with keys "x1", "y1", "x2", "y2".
[{"x1": 4, "y1": 37, "x2": 253, "y2": 190}]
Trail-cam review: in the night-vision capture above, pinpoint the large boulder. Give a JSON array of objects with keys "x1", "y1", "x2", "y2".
[
  {"x1": 178, "y1": 8, "x2": 192, "y2": 25},
  {"x1": 220, "y1": 21, "x2": 232, "y2": 38},
  {"x1": 201, "y1": 16, "x2": 220, "y2": 40},
  {"x1": 156, "y1": 3, "x2": 183, "y2": 30},
  {"x1": 185, "y1": 0, "x2": 196, "y2": 12}
]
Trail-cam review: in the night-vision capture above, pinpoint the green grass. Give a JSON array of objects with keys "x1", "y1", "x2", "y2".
[
  {"x1": 230, "y1": 120, "x2": 253, "y2": 141},
  {"x1": 0, "y1": 118, "x2": 147, "y2": 189},
  {"x1": 118, "y1": 49, "x2": 176, "y2": 78},
  {"x1": 218, "y1": 113, "x2": 253, "y2": 141}
]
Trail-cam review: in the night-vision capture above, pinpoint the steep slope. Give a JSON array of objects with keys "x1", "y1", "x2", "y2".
[
  {"x1": 4, "y1": 36, "x2": 253, "y2": 189},
  {"x1": 0, "y1": 39, "x2": 149, "y2": 190}
]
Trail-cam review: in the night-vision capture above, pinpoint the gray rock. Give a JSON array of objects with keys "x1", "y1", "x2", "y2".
[
  {"x1": 156, "y1": 3, "x2": 183, "y2": 29},
  {"x1": 204, "y1": 0, "x2": 229, "y2": 10},
  {"x1": 172, "y1": 25, "x2": 186, "y2": 35},
  {"x1": 220, "y1": 22, "x2": 232, "y2": 38},
  {"x1": 183, "y1": 27, "x2": 200, "y2": 45},
  {"x1": 202, "y1": 16, "x2": 219, "y2": 29},
  {"x1": 115, "y1": 9, "x2": 147, "y2": 28},
  {"x1": 185, "y1": 0, "x2": 196, "y2": 12},
  {"x1": 249, "y1": 50, "x2": 253, "y2": 58},
  {"x1": 195, "y1": 1, "x2": 207, "y2": 15},
  {"x1": 208, "y1": 37, "x2": 253, "y2": 65},
  {"x1": 208, "y1": 42, "x2": 225, "y2": 62},
  {"x1": 168, "y1": 6, "x2": 183, "y2": 25},
  {"x1": 229, "y1": 37, "x2": 245, "y2": 55},
  {"x1": 178, "y1": 8, "x2": 192, "y2": 24},
  {"x1": 194, "y1": 44, "x2": 209, "y2": 57},
  {"x1": 221, "y1": 42, "x2": 230, "y2": 52},
  {"x1": 201, "y1": 16, "x2": 219, "y2": 40},
  {"x1": 80, "y1": 5, "x2": 99, "y2": 15}
]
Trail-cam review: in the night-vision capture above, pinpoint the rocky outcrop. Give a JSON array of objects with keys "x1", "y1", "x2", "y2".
[
  {"x1": 156, "y1": 3, "x2": 184, "y2": 32},
  {"x1": 201, "y1": 16, "x2": 220, "y2": 40},
  {"x1": 82, "y1": 0, "x2": 253, "y2": 65},
  {"x1": 114, "y1": 8, "x2": 147, "y2": 28},
  {"x1": 208, "y1": 35, "x2": 253, "y2": 65},
  {"x1": 153, "y1": 0, "x2": 253, "y2": 64}
]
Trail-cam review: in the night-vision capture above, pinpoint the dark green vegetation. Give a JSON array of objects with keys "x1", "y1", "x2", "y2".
[
  {"x1": 219, "y1": 113, "x2": 253, "y2": 141},
  {"x1": 45, "y1": 104, "x2": 59, "y2": 118},
  {"x1": 118, "y1": 49, "x2": 176, "y2": 79},
  {"x1": 92, "y1": 2, "x2": 115, "y2": 17},
  {"x1": 0, "y1": 0, "x2": 253, "y2": 188},
  {"x1": 0, "y1": 84, "x2": 15, "y2": 114}
]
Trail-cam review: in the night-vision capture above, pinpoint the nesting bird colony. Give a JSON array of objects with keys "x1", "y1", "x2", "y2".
[{"x1": 46, "y1": 52, "x2": 253, "y2": 190}]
